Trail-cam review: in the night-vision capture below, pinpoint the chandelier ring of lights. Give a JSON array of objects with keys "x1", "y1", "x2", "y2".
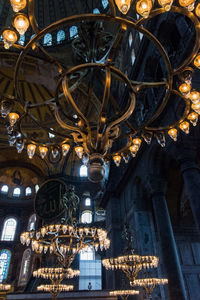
[{"x1": 1, "y1": 0, "x2": 200, "y2": 178}]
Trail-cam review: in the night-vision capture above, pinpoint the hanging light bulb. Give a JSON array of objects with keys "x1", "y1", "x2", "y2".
[
  {"x1": 136, "y1": 0, "x2": 153, "y2": 18},
  {"x1": 27, "y1": 144, "x2": 36, "y2": 159},
  {"x1": 8, "y1": 112, "x2": 19, "y2": 126},
  {"x1": 179, "y1": 82, "x2": 191, "y2": 97},
  {"x1": 187, "y1": 112, "x2": 198, "y2": 126},
  {"x1": 179, "y1": 121, "x2": 190, "y2": 134},
  {"x1": 74, "y1": 146, "x2": 84, "y2": 159},
  {"x1": 129, "y1": 145, "x2": 138, "y2": 157},
  {"x1": 158, "y1": 0, "x2": 173, "y2": 11},
  {"x1": 155, "y1": 132, "x2": 166, "y2": 147},
  {"x1": 168, "y1": 128, "x2": 178, "y2": 141},
  {"x1": 10, "y1": 0, "x2": 27, "y2": 12},
  {"x1": 114, "y1": 0, "x2": 133, "y2": 14},
  {"x1": 39, "y1": 146, "x2": 48, "y2": 159},
  {"x1": 195, "y1": 3, "x2": 200, "y2": 17},
  {"x1": 13, "y1": 13, "x2": 29, "y2": 35},
  {"x1": 16, "y1": 138, "x2": 24, "y2": 153},
  {"x1": 191, "y1": 102, "x2": 200, "y2": 114},
  {"x1": 51, "y1": 147, "x2": 59, "y2": 159},
  {"x1": 113, "y1": 155, "x2": 122, "y2": 167},
  {"x1": 62, "y1": 144, "x2": 70, "y2": 156},
  {"x1": 2, "y1": 28, "x2": 19, "y2": 49},
  {"x1": 189, "y1": 90, "x2": 200, "y2": 103},
  {"x1": 0, "y1": 99, "x2": 13, "y2": 118},
  {"x1": 194, "y1": 53, "x2": 200, "y2": 69},
  {"x1": 132, "y1": 138, "x2": 142, "y2": 149},
  {"x1": 179, "y1": 0, "x2": 195, "y2": 11},
  {"x1": 142, "y1": 131, "x2": 152, "y2": 144}
]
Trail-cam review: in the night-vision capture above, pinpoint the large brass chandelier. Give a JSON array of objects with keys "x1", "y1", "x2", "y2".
[
  {"x1": 110, "y1": 289, "x2": 140, "y2": 299},
  {"x1": 21, "y1": 224, "x2": 110, "y2": 268},
  {"x1": 1, "y1": 0, "x2": 200, "y2": 181}
]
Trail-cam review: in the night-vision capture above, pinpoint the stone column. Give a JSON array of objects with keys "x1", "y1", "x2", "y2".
[
  {"x1": 177, "y1": 147, "x2": 200, "y2": 231},
  {"x1": 148, "y1": 176, "x2": 187, "y2": 300}
]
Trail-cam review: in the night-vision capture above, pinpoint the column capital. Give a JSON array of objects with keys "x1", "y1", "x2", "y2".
[{"x1": 146, "y1": 175, "x2": 167, "y2": 196}]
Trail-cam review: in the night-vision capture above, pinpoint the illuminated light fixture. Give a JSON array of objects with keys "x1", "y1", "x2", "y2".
[
  {"x1": 194, "y1": 53, "x2": 200, "y2": 69},
  {"x1": 191, "y1": 102, "x2": 200, "y2": 114},
  {"x1": 102, "y1": 255, "x2": 159, "y2": 285},
  {"x1": 132, "y1": 138, "x2": 142, "y2": 148},
  {"x1": 179, "y1": 121, "x2": 190, "y2": 134},
  {"x1": 21, "y1": 225, "x2": 110, "y2": 269},
  {"x1": 27, "y1": 144, "x2": 36, "y2": 159},
  {"x1": 10, "y1": 0, "x2": 27, "y2": 12},
  {"x1": 179, "y1": 82, "x2": 191, "y2": 96},
  {"x1": 129, "y1": 145, "x2": 138, "y2": 157},
  {"x1": 16, "y1": 138, "x2": 25, "y2": 153},
  {"x1": 37, "y1": 284, "x2": 73, "y2": 299},
  {"x1": 110, "y1": 290, "x2": 139, "y2": 299},
  {"x1": 113, "y1": 154, "x2": 122, "y2": 166},
  {"x1": 62, "y1": 143, "x2": 70, "y2": 156},
  {"x1": 114, "y1": 0, "x2": 133, "y2": 14},
  {"x1": 0, "y1": 284, "x2": 12, "y2": 292},
  {"x1": 39, "y1": 146, "x2": 48, "y2": 159},
  {"x1": 136, "y1": 0, "x2": 153, "y2": 18},
  {"x1": 195, "y1": 3, "x2": 200, "y2": 17},
  {"x1": 189, "y1": 90, "x2": 200, "y2": 103},
  {"x1": 74, "y1": 145, "x2": 84, "y2": 159},
  {"x1": 179, "y1": 0, "x2": 195, "y2": 11},
  {"x1": 168, "y1": 128, "x2": 178, "y2": 141},
  {"x1": 158, "y1": 0, "x2": 173, "y2": 11},
  {"x1": 13, "y1": 13, "x2": 29, "y2": 35},
  {"x1": 2, "y1": 28, "x2": 18, "y2": 49},
  {"x1": 187, "y1": 111, "x2": 198, "y2": 126},
  {"x1": 33, "y1": 268, "x2": 80, "y2": 281},
  {"x1": 8, "y1": 112, "x2": 19, "y2": 126},
  {"x1": 155, "y1": 132, "x2": 165, "y2": 147},
  {"x1": 131, "y1": 278, "x2": 168, "y2": 298}
]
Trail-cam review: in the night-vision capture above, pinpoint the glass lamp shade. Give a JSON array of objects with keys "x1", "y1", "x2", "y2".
[
  {"x1": 187, "y1": 112, "x2": 198, "y2": 126},
  {"x1": 74, "y1": 146, "x2": 84, "y2": 159},
  {"x1": 136, "y1": 0, "x2": 153, "y2": 18},
  {"x1": 114, "y1": 0, "x2": 133, "y2": 14},
  {"x1": 194, "y1": 53, "x2": 200, "y2": 69},
  {"x1": 27, "y1": 144, "x2": 36, "y2": 159},
  {"x1": 39, "y1": 146, "x2": 48, "y2": 159},
  {"x1": 168, "y1": 128, "x2": 177, "y2": 141},
  {"x1": 179, "y1": 82, "x2": 191, "y2": 96},
  {"x1": 179, "y1": 121, "x2": 190, "y2": 134},
  {"x1": 158, "y1": 0, "x2": 173, "y2": 11},
  {"x1": 179, "y1": 0, "x2": 195, "y2": 11},
  {"x1": 195, "y1": 3, "x2": 200, "y2": 17},
  {"x1": 13, "y1": 13, "x2": 29, "y2": 35},
  {"x1": 8, "y1": 112, "x2": 19, "y2": 126},
  {"x1": 10, "y1": 0, "x2": 27, "y2": 12},
  {"x1": 62, "y1": 144, "x2": 70, "y2": 156},
  {"x1": 2, "y1": 28, "x2": 19, "y2": 49},
  {"x1": 113, "y1": 155, "x2": 122, "y2": 166}
]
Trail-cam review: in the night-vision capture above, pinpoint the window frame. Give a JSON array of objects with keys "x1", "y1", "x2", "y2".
[{"x1": 1, "y1": 217, "x2": 17, "y2": 241}]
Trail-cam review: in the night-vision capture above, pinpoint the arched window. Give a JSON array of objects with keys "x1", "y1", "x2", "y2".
[
  {"x1": 27, "y1": 214, "x2": 36, "y2": 231},
  {"x1": 131, "y1": 49, "x2": 136, "y2": 65},
  {"x1": 79, "y1": 247, "x2": 102, "y2": 290},
  {"x1": 69, "y1": 26, "x2": 78, "y2": 39},
  {"x1": 18, "y1": 35, "x2": 25, "y2": 46},
  {"x1": 81, "y1": 210, "x2": 92, "y2": 224},
  {"x1": 1, "y1": 218, "x2": 17, "y2": 241},
  {"x1": 25, "y1": 187, "x2": 32, "y2": 196},
  {"x1": 57, "y1": 30, "x2": 65, "y2": 44},
  {"x1": 93, "y1": 8, "x2": 100, "y2": 14},
  {"x1": 35, "y1": 184, "x2": 39, "y2": 193},
  {"x1": 13, "y1": 187, "x2": 21, "y2": 197},
  {"x1": 85, "y1": 197, "x2": 91, "y2": 206},
  {"x1": 0, "y1": 250, "x2": 11, "y2": 283},
  {"x1": 18, "y1": 249, "x2": 31, "y2": 286},
  {"x1": 1, "y1": 185, "x2": 9, "y2": 194},
  {"x1": 43, "y1": 33, "x2": 52, "y2": 46},
  {"x1": 102, "y1": 0, "x2": 109, "y2": 9},
  {"x1": 80, "y1": 165, "x2": 88, "y2": 177}
]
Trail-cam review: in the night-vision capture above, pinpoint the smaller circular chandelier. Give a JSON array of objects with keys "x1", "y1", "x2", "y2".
[
  {"x1": 33, "y1": 267, "x2": 80, "y2": 281},
  {"x1": 21, "y1": 224, "x2": 110, "y2": 268},
  {"x1": 37, "y1": 284, "x2": 73, "y2": 299},
  {"x1": 102, "y1": 255, "x2": 159, "y2": 284},
  {"x1": 110, "y1": 289, "x2": 139, "y2": 300},
  {"x1": 131, "y1": 278, "x2": 168, "y2": 298}
]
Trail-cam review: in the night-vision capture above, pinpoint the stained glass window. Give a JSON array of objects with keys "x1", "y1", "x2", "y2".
[
  {"x1": 93, "y1": 8, "x2": 100, "y2": 14},
  {"x1": 13, "y1": 187, "x2": 21, "y2": 197},
  {"x1": 1, "y1": 185, "x2": 9, "y2": 194},
  {"x1": 57, "y1": 30, "x2": 65, "y2": 44},
  {"x1": 69, "y1": 26, "x2": 78, "y2": 39},
  {"x1": 0, "y1": 250, "x2": 11, "y2": 283},
  {"x1": 25, "y1": 187, "x2": 32, "y2": 196},
  {"x1": 81, "y1": 210, "x2": 92, "y2": 224},
  {"x1": 85, "y1": 197, "x2": 91, "y2": 206},
  {"x1": 43, "y1": 33, "x2": 52, "y2": 46},
  {"x1": 102, "y1": 0, "x2": 109, "y2": 9},
  {"x1": 1, "y1": 218, "x2": 17, "y2": 241}
]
